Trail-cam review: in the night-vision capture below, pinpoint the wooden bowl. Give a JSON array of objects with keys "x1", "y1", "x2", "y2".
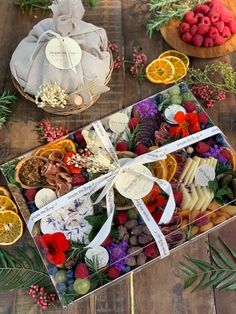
[{"x1": 160, "y1": 0, "x2": 236, "y2": 58}]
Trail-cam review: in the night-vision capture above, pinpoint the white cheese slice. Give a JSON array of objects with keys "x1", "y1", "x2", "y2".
[
  {"x1": 188, "y1": 185, "x2": 199, "y2": 211},
  {"x1": 179, "y1": 159, "x2": 192, "y2": 183},
  {"x1": 184, "y1": 159, "x2": 197, "y2": 184},
  {"x1": 180, "y1": 184, "x2": 192, "y2": 210},
  {"x1": 195, "y1": 186, "x2": 206, "y2": 211},
  {"x1": 188, "y1": 157, "x2": 201, "y2": 184}
]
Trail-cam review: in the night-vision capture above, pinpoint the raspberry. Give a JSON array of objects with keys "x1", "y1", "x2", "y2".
[
  {"x1": 188, "y1": 17, "x2": 198, "y2": 26},
  {"x1": 194, "y1": 3, "x2": 203, "y2": 14},
  {"x1": 212, "y1": 21, "x2": 225, "y2": 33},
  {"x1": 221, "y1": 26, "x2": 231, "y2": 39},
  {"x1": 214, "y1": 34, "x2": 226, "y2": 45},
  {"x1": 115, "y1": 141, "x2": 128, "y2": 151},
  {"x1": 152, "y1": 210, "x2": 163, "y2": 223},
  {"x1": 192, "y1": 33, "x2": 204, "y2": 47},
  {"x1": 183, "y1": 101, "x2": 197, "y2": 113},
  {"x1": 197, "y1": 24, "x2": 210, "y2": 35},
  {"x1": 197, "y1": 4, "x2": 210, "y2": 15},
  {"x1": 208, "y1": 10, "x2": 220, "y2": 23},
  {"x1": 107, "y1": 266, "x2": 120, "y2": 280},
  {"x1": 74, "y1": 130, "x2": 85, "y2": 144},
  {"x1": 220, "y1": 10, "x2": 233, "y2": 23},
  {"x1": 179, "y1": 22, "x2": 190, "y2": 34},
  {"x1": 184, "y1": 11, "x2": 195, "y2": 23},
  {"x1": 195, "y1": 142, "x2": 210, "y2": 154},
  {"x1": 210, "y1": 0, "x2": 223, "y2": 12},
  {"x1": 115, "y1": 211, "x2": 129, "y2": 225},
  {"x1": 144, "y1": 244, "x2": 158, "y2": 258},
  {"x1": 24, "y1": 188, "x2": 37, "y2": 202},
  {"x1": 227, "y1": 21, "x2": 236, "y2": 34},
  {"x1": 71, "y1": 174, "x2": 86, "y2": 186},
  {"x1": 128, "y1": 117, "x2": 139, "y2": 130},
  {"x1": 75, "y1": 263, "x2": 89, "y2": 279},
  {"x1": 219, "y1": 148, "x2": 230, "y2": 160},
  {"x1": 182, "y1": 32, "x2": 192, "y2": 43},
  {"x1": 197, "y1": 112, "x2": 208, "y2": 125},
  {"x1": 204, "y1": 37, "x2": 214, "y2": 47},
  {"x1": 195, "y1": 13, "x2": 204, "y2": 22},
  {"x1": 208, "y1": 26, "x2": 219, "y2": 39},
  {"x1": 190, "y1": 25, "x2": 198, "y2": 35},
  {"x1": 102, "y1": 236, "x2": 113, "y2": 247},
  {"x1": 200, "y1": 16, "x2": 211, "y2": 26},
  {"x1": 195, "y1": 213, "x2": 210, "y2": 227},
  {"x1": 173, "y1": 190, "x2": 183, "y2": 206},
  {"x1": 135, "y1": 144, "x2": 148, "y2": 155}
]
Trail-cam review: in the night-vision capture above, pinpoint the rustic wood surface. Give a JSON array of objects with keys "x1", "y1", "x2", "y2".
[
  {"x1": 160, "y1": 0, "x2": 236, "y2": 58},
  {"x1": 0, "y1": 0, "x2": 236, "y2": 313}
]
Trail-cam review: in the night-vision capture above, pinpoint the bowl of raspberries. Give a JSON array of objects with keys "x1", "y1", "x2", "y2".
[{"x1": 179, "y1": 0, "x2": 236, "y2": 47}]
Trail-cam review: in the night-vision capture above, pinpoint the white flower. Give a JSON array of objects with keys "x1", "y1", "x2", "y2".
[{"x1": 35, "y1": 83, "x2": 68, "y2": 109}]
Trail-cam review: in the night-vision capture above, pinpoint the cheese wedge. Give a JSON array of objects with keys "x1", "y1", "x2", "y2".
[
  {"x1": 188, "y1": 185, "x2": 199, "y2": 211},
  {"x1": 184, "y1": 159, "x2": 197, "y2": 184},
  {"x1": 201, "y1": 187, "x2": 213, "y2": 211},
  {"x1": 204, "y1": 187, "x2": 215, "y2": 211},
  {"x1": 180, "y1": 184, "x2": 192, "y2": 210},
  {"x1": 188, "y1": 157, "x2": 201, "y2": 184},
  {"x1": 179, "y1": 159, "x2": 192, "y2": 182},
  {"x1": 195, "y1": 186, "x2": 206, "y2": 211}
]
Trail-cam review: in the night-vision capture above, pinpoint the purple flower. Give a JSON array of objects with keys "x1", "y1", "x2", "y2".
[
  {"x1": 135, "y1": 98, "x2": 157, "y2": 119},
  {"x1": 202, "y1": 145, "x2": 228, "y2": 164},
  {"x1": 107, "y1": 240, "x2": 128, "y2": 271}
]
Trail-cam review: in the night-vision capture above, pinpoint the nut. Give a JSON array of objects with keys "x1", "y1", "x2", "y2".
[
  {"x1": 129, "y1": 235, "x2": 138, "y2": 246},
  {"x1": 125, "y1": 256, "x2": 136, "y2": 266},
  {"x1": 125, "y1": 219, "x2": 138, "y2": 230},
  {"x1": 127, "y1": 246, "x2": 142, "y2": 257},
  {"x1": 137, "y1": 253, "x2": 147, "y2": 266}
]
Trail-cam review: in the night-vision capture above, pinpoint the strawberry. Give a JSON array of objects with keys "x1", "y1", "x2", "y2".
[
  {"x1": 71, "y1": 174, "x2": 86, "y2": 186},
  {"x1": 128, "y1": 117, "x2": 139, "y2": 130},
  {"x1": 190, "y1": 25, "x2": 198, "y2": 35},
  {"x1": 107, "y1": 266, "x2": 120, "y2": 280},
  {"x1": 208, "y1": 26, "x2": 219, "y2": 39},
  {"x1": 135, "y1": 144, "x2": 149, "y2": 155},
  {"x1": 204, "y1": 37, "x2": 214, "y2": 47},
  {"x1": 219, "y1": 148, "x2": 230, "y2": 160},
  {"x1": 184, "y1": 11, "x2": 195, "y2": 23},
  {"x1": 212, "y1": 21, "x2": 224, "y2": 33},
  {"x1": 182, "y1": 32, "x2": 192, "y2": 43},
  {"x1": 195, "y1": 13, "x2": 204, "y2": 22},
  {"x1": 115, "y1": 211, "x2": 129, "y2": 225},
  {"x1": 75, "y1": 263, "x2": 89, "y2": 279},
  {"x1": 102, "y1": 236, "x2": 113, "y2": 247},
  {"x1": 200, "y1": 16, "x2": 211, "y2": 26},
  {"x1": 192, "y1": 33, "x2": 204, "y2": 47},
  {"x1": 195, "y1": 142, "x2": 210, "y2": 154},
  {"x1": 197, "y1": 112, "x2": 208, "y2": 125},
  {"x1": 208, "y1": 10, "x2": 220, "y2": 23},
  {"x1": 227, "y1": 21, "x2": 236, "y2": 34},
  {"x1": 144, "y1": 244, "x2": 158, "y2": 258},
  {"x1": 179, "y1": 22, "x2": 190, "y2": 34},
  {"x1": 183, "y1": 101, "x2": 197, "y2": 113},
  {"x1": 115, "y1": 141, "x2": 128, "y2": 151},
  {"x1": 24, "y1": 188, "x2": 37, "y2": 202},
  {"x1": 197, "y1": 23, "x2": 210, "y2": 35},
  {"x1": 173, "y1": 190, "x2": 183, "y2": 206},
  {"x1": 152, "y1": 210, "x2": 163, "y2": 223},
  {"x1": 214, "y1": 34, "x2": 226, "y2": 45},
  {"x1": 221, "y1": 26, "x2": 231, "y2": 39}
]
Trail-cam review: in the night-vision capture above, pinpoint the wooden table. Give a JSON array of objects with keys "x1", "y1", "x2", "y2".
[{"x1": 0, "y1": 1, "x2": 236, "y2": 313}]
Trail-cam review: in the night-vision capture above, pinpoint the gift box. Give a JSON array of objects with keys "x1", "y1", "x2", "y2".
[{"x1": 1, "y1": 83, "x2": 236, "y2": 307}]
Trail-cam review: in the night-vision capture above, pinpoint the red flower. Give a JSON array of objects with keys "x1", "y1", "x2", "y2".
[
  {"x1": 39, "y1": 232, "x2": 70, "y2": 265},
  {"x1": 143, "y1": 185, "x2": 166, "y2": 213},
  {"x1": 169, "y1": 111, "x2": 201, "y2": 138}
]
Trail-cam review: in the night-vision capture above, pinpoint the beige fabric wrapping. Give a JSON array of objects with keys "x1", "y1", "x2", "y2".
[{"x1": 10, "y1": 0, "x2": 111, "y2": 96}]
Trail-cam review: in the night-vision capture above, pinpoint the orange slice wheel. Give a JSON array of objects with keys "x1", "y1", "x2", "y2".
[
  {"x1": 162, "y1": 56, "x2": 187, "y2": 83},
  {"x1": 145, "y1": 59, "x2": 175, "y2": 84},
  {"x1": 154, "y1": 160, "x2": 168, "y2": 180},
  {"x1": 165, "y1": 154, "x2": 178, "y2": 182},
  {"x1": 159, "y1": 50, "x2": 190, "y2": 68},
  {"x1": 0, "y1": 211, "x2": 23, "y2": 245}
]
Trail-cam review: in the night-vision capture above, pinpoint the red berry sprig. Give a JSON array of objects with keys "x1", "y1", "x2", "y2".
[
  {"x1": 191, "y1": 84, "x2": 226, "y2": 108},
  {"x1": 36, "y1": 120, "x2": 68, "y2": 143},
  {"x1": 27, "y1": 285, "x2": 57, "y2": 310}
]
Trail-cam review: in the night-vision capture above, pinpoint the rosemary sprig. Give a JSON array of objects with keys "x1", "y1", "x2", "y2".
[
  {"x1": 186, "y1": 62, "x2": 236, "y2": 94},
  {"x1": 126, "y1": 125, "x2": 141, "y2": 151},
  {"x1": 15, "y1": 0, "x2": 51, "y2": 10},
  {"x1": 0, "y1": 91, "x2": 17, "y2": 127},
  {"x1": 147, "y1": 0, "x2": 205, "y2": 36},
  {"x1": 86, "y1": 256, "x2": 110, "y2": 289},
  {"x1": 89, "y1": 0, "x2": 98, "y2": 7},
  {"x1": 1, "y1": 159, "x2": 21, "y2": 186}
]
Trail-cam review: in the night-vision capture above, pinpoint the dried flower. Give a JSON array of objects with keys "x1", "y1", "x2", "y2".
[
  {"x1": 35, "y1": 83, "x2": 68, "y2": 109},
  {"x1": 27, "y1": 285, "x2": 56, "y2": 310},
  {"x1": 129, "y1": 47, "x2": 147, "y2": 81},
  {"x1": 36, "y1": 120, "x2": 68, "y2": 143},
  {"x1": 107, "y1": 240, "x2": 128, "y2": 271},
  {"x1": 135, "y1": 98, "x2": 158, "y2": 118},
  {"x1": 191, "y1": 85, "x2": 226, "y2": 108}
]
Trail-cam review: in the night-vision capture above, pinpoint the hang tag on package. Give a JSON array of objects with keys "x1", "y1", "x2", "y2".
[{"x1": 46, "y1": 37, "x2": 82, "y2": 70}]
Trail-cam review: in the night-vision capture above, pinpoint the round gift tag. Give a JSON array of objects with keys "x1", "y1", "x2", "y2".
[
  {"x1": 109, "y1": 113, "x2": 129, "y2": 133},
  {"x1": 115, "y1": 162, "x2": 154, "y2": 199},
  {"x1": 164, "y1": 105, "x2": 186, "y2": 124},
  {"x1": 85, "y1": 246, "x2": 109, "y2": 268},
  {"x1": 46, "y1": 37, "x2": 82, "y2": 70},
  {"x1": 195, "y1": 165, "x2": 215, "y2": 186},
  {"x1": 35, "y1": 188, "x2": 57, "y2": 209}
]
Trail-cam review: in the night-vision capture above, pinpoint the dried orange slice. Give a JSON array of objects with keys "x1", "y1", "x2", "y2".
[
  {"x1": 34, "y1": 138, "x2": 76, "y2": 156},
  {"x1": 159, "y1": 50, "x2": 190, "y2": 68},
  {"x1": 0, "y1": 211, "x2": 23, "y2": 245},
  {"x1": 223, "y1": 147, "x2": 236, "y2": 171},
  {"x1": 166, "y1": 154, "x2": 177, "y2": 182},
  {"x1": 162, "y1": 56, "x2": 187, "y2": 83},
  {"x1": 0, "y1": 196, "x2": 18, "y2": 214},
  {"x1": 154, "y1": 160, "x2": 168, "y2": 180},
  {"x1": 0, "y1": 186, "x2": 11, "y2": 198},
  {"x1": 145, "y1": 59, "x2": 175, "y2": 84},
  {"x1": 35, "y1": 148, "x2": 64, "y2": 158}
]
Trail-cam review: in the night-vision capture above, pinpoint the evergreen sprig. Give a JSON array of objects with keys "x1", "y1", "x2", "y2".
[
  {"x1": 126, "y1": 125, "x2": 141, "y2": 151},
  {"x1": 180, "y1": 238, "x2": 236, "y2": 291},
  {"x1": 0, "y1": 159, "x2": 21, "y2": 186},
  {"x1": 0, "y1": 91, "x2": 17, "y2": 127},
  {"x1": 86, "y1": 256, "x2": 110, "y2": 289},
  {"x1": 15, "y1": 0, "x2": 51, "y2": 10},
  {"x1": 0, "y1": 245, "x2": 51, "y2": 291}
]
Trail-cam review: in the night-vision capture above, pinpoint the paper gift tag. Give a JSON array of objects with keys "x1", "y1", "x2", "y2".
[
  {"x1": 46, "y1": 37, "x2": 82, "y2": 70},
  {"x1": 195, "y1": 165, "x2": 215, "y2": 186},
  {"x1": 109, "y1": 113, "x2": 129, "y2": 133},
  {"x1": 115, "y1": 162, "x2": 154, "y2": 199}
]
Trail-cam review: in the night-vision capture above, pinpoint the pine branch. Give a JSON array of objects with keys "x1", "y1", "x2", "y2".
[
  {"x1": 0, "y1": 159, "x2": 21, "y2": 186},
  {"x1": 0, "y1": 245, "x2": 51, "y2": 291},
  {"x1": 179, "y1": 238, "x2": 236, "y2": 291},
  {"x1": 0, "y1": 91, "x2": 17, "y2": 127},
  {"x1": 85, "y1": 256, "x2": 110, "y2": 289}
]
